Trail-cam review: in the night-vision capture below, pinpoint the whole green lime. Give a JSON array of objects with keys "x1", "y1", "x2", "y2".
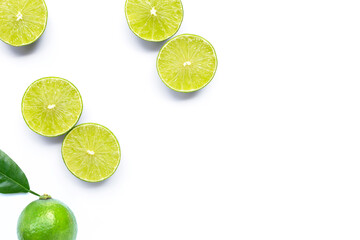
[{"x1": 17, "y1": 195, "x2": 77, "y2": 240}]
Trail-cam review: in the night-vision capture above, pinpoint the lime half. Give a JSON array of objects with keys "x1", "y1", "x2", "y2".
[
  {"x1": 125, "y1": 0, "x2": 183, "y2": 42},
  {"x1": 157, "y1": 34, "x2": 218, "y2": 92},
  {"x1": 62, "y1": 123, "x2": 121, "y2": 182},
  {"x1": 0, "y1": 0, "x2": 48, "y2": 46},
  {"x1": 22, "y1": 77, "x2": 83, "y2": 137}
]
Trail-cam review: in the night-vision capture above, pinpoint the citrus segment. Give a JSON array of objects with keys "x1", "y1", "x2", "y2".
[
  {"x1": 157, "y1": 34, "x2": 218, "y2": 92},
  {"x1": 125, "y1": 0, "x2": 183, "y2": 42},
  {"x1": 62, "y1": 123, "x2": 121, "y2": 182},
  {"x1": 21, "y1": 77, "x2": 83, "y2": 137},
  {"x1": 0, "y1": 0, "x2": 48, "y2": 46}
]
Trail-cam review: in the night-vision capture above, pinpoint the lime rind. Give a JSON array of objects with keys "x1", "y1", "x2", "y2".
[
  {"x1": 17, "y1": 198, "x2": 77, "y2": 240},
  {"x1": 157, "y1": 34, "x2": 218, "y2": 93},
  {"x1": 21, "y1": 77, "x2": 83, "y2": 137},
  {"x1": 125, "y1": 0, "x2": 184, "y2": 42},
  {"x1": 61, "y1": 123, "x2": 121, "y2": 183},
  {"x1": 0, "y1": 0, "x2": 48, "y2": 47}
]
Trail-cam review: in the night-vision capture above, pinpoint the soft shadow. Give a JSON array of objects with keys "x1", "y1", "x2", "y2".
[
  {"x1": 165, "y1": 87, "x2": 201, "y2": 100},
  {"x1": 134, "y1": 35, "x2": 166, "y2": 52},
  {"x1": 75, "y1": 177, "x2": 112, "y2": 189},
  {"x1": 0, "y1": 192, "x2": 28, "y2": 198},
  {"x1": 35, "y1": 134, "x2": 65, "y2": 145},
  {"x1": 4, "y1": 34, "x2": 44, "y2": 56}
]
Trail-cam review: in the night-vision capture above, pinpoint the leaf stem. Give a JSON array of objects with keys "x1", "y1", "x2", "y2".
[{"x1": 28, "y1": 190, "x2": 40, "y2": 197}]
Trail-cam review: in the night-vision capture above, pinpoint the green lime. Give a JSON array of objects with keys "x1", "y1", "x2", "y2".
[
  {"x1": 157, "y1": 34, "x2": 218, "y2": 92},
  {"x1": 21, "y1": 77, "x2": 83, "y2": 137},
  {"x1": 17, "y1": 195, "x2": 77, "y2": 240},
  {"x1": 0, "y1": 0, "x2": 48, "y2": 46},
  {"x1": 125, "y1": 0, "x2": 183, "y2": 42},
  {"x1": 62, "y1": 123, "x2": 121, "y2": 182}
]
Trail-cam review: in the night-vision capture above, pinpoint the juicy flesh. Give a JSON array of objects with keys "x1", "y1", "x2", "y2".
[
  {"x1": 126, "y1": 0, "x2": 183, "y2": 41},
  {"x1": 62, "y1": 124, "x2": 120, "y2": 182},
  {"x1": 22, "y1": 78, "x2": 82, "y2": 136},
  {"x1": 0, "y1": 0, "x2": 47, "y2": 46},
  {"x1": 157, "y1": 35, "x2": 217, "y2": 92}
]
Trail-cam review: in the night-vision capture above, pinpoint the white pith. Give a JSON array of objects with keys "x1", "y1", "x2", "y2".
[
  {"x1": 87, "y1": 150, "x2": 95, "y2": 155},
  {"x1": 16, "y1": 12, "x2": 22, "y2": 21},
  {"x1": 150, "y1": 7, "x2": 157, "y2": 16},
  {"x1": 47, "y1": 104, "x2": 56, "y2": 109},
  {"x1": 183, "y1": 61, "x2": 191, "y2": 66}
]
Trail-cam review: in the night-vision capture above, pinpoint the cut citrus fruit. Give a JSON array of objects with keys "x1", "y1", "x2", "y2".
[
  {"x1": 157, "y1": 34, "x2": 218, "y2": 92},
  {"x1": 0, "y1": 0, "x2": 48, "y2": 46},
  {"x1": 125, "y1": 0, "x2": 183, "y2": 42},
  {"x1": 61, "y1": 123, "x2": 121, "y2": 182},
  {"x1": 21, "y1": 77, "x2": 83, "y2": 137}
]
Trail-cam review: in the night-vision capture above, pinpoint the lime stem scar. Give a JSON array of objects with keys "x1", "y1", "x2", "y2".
[{"x1": 39, "y1": 194, "x2": 52, "y2": 200}]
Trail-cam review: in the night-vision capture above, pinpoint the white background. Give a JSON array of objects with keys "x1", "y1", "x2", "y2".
[{"x1": 1, "y1": 0, "x2": 360, "y2": 239}]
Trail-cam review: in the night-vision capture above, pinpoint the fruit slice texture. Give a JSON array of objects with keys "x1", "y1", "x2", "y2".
[
  {"x1": 125, "y1": 0, "x2": 183, "y2": 42},
  {"x1": 62, "y1": 123, "x2": 121, "y2": 182},
  {"x1": 0, "y1": 0, "x2": 47, "y2": 46},
  {"x1": 157, "y1": 34, "x2": 218, "y2": 92},
  {"x1": 17, "y1": 197, "x2": 77, "y2": 240},
  {"x1": 22, "y1": 77, "x2": 83, "y2": 137}
]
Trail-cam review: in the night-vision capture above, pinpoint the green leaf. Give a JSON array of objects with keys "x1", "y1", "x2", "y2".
[{"x1": 0, "y1": 150, "x2": 30, "y2": 194}]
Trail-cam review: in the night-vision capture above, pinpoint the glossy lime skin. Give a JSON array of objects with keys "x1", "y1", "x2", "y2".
[{"x1": 17, "y1": 199, "x2": 77, "y2": 240}]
